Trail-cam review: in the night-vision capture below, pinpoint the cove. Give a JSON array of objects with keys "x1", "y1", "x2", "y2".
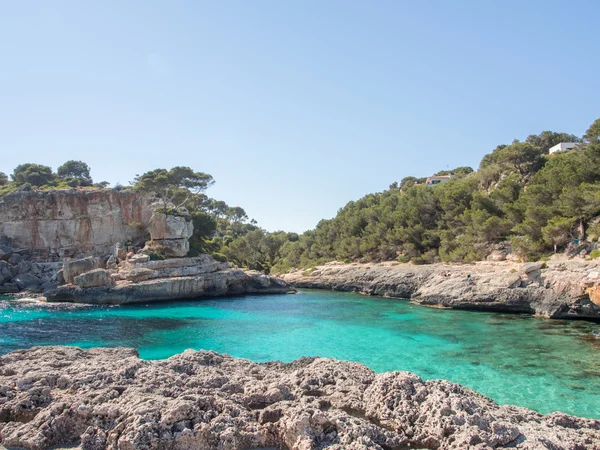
[{"x1": 1, "y1": 290, "x2": 599, "y2": 419}]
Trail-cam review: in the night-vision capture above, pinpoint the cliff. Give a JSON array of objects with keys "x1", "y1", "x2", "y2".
[
  {"x1": 0, "y1": 347, "x2": 597, "y2": 450},
  {"x1": 0, "y1": 189, "x2": 153, "y2": 260},
  {"x1": 282, "y1": 259, "x2": 600, "y2": 320}
]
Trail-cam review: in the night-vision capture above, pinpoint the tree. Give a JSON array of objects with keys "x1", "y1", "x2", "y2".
[
  {"x1": 526, "y1": 131, "x2": 580, "y2": 153},
  {"x1": 133, "y1": 167, "x2": 214, "y2": 212},
  {"x1": 584, "y1": 118, "x2": 600, "y2": 144},
  {"x1": 0, "y1": 172, "x2": 8, "y2": 186},
  {"x1": 11, "y1": 163, "x2": 55, "y2": 186},
  {"x1": 57, "y1": 160, "x2": 92, "y2": 186},
  {"x1": 493, "y1": 142, "x2": 544, "y2": 182}
]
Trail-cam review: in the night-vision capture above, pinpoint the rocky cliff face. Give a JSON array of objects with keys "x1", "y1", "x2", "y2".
[
  {"x1": 0, "y1": 189, "x2": 153, "y2": 260},
  {"x1": 0, "y1": 347, "x2": 597, "y2": 450},
  {"x1": 282, "y1": 260, "x2": 600, "y2": 320}
]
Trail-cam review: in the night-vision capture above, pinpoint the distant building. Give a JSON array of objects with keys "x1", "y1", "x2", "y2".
[
  {"x1": 425, "y1": 174, "x2": 453, "y2": 186},
  {"x1": 549, "y1": 142, "x2": 578, "y2": 155}
]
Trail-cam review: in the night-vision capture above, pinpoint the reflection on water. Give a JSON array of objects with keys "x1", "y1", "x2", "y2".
[{"x1": 1, "y1": 291, "x2": 599, "y2": 419}]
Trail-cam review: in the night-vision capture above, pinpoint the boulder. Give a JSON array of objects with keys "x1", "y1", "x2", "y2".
[
  {"x1": 520, "y1": 262, "x2": 545, "y2": 274},
  {"x1": 7, "y1": 253, "x2": 22, "y2": 265},
  {"x1": 0, "y1": 245, "x2": 14, "y2": 261},
  {"x1": 63, "y1": 256, "x2": 104, "y2": 284},
  {"x1": 144, "y1": 239, "x2": 189, "y2": 258},
  {"x1": 0, "y1": 261, "x2": 12, "y2": 283},
  {"x1": 149, "y1": 212, "x2": 193, "y2": 240},
  {"x1": 0, "y1": 283, "x2": 18, "y2": 294},
  {"x1": 11, "y1": 273, "x2": 41, "y2": 290},
  {"x1": 73, "y1": 269, "x2": 114, "y2": 288}
]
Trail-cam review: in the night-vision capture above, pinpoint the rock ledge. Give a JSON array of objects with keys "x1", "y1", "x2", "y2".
[{"x1": 0, "y1": 347, "x2": 598, "y2": 450}]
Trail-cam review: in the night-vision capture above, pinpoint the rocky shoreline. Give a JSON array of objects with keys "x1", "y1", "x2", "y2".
[
  {"x1": 0, "y1": 346, "x2": 598, "y2": 450},
  {"x1": 282, "y1": 259, "x2": 600, "y2": 320}
]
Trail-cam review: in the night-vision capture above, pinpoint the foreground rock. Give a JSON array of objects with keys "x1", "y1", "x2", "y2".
[
  {"x1": 0, "y1": 347, "x2": 597, "y2": 450},
  {"x1": 282, "y1": 260, "x2": 600, "y2": 319},
  {"x1": 47, "y1": 255, "x2": 292, "y2": 304}
]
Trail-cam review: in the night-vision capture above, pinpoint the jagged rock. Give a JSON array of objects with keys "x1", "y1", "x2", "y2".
[
  {"x1": 144, "y1": 238, "x2": 189, "y2": 258},
  {"x1": 7, "y1": 253, "x2": 22, "y2": 265},
  {"x1": 47, "y1": 268, "x2": 292, "y2": 304},
  {"x1": 520, "y1": 262, "x2": 545, "y2": 274},
  {"x1": 0, "y1": 347, "x2": 597, "y2": 450},
  {"x1": 11, "y1": 273, "x2": 41, "y2": 290},
  {"x1": 283, "y1": 261, "x2": 600, "y2": 319},
  {"x1": 128, "y1": 253, "x2": 150, "y2": 263},
  {"x1": 73, "y1": 268, "x2": 114, "y2": 288},
  {"x1": 149, "y1": 212, "x2": 193, "y2": 240},
  {"x1": 63, "y1": 256, "x2": 104, "y2": 284},
  {"x1": 0, "y1": 282, "x2": 18, "y2": 293},
  {"x1": 0, "y1": 245, "x2": 13, "y2": 261},
  {"x1": 0, "y1": 261, "x2": 12, "y2": 283}
]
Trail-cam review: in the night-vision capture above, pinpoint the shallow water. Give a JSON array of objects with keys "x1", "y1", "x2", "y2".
[{"x1": 1, "y1": 290, "x2": 599, "y2": 419}]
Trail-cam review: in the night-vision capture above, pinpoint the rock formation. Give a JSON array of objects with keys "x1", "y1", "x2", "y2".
[
  {"x1": 0, "y1": 189, "x2": 153, "y2": 260},
  {"x1": 282, "y1": 260, "x2": 600, "y2": 319},
  {"x1": 141, "y1": 211, "x2": 194, "y2": 258},
  {"x1": 0, "y1": 346, "x2": 597, "y2": 450},
  {"x1": 47, "y1": 254, "x2": 293, "y2": 304}
]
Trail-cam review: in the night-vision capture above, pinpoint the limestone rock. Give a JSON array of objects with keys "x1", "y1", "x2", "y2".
[
  {"x1": 0, "y1": 190, "x2": 154, "y2": 259},
  {"x1": 11, "y1": 273, "x2": 41, "y2": 290},
  {"x1": 0, "y1": 347, "x2": 598, "y2": 450},
  {"x1": 47, "y1": 268, "x2": 292, "y2": 304},
  {"x1": 144, "y1": 239, "x2": 189, "y2": 258},
  {"x1": 282, "y1": 260, "x2": 600, "y2": 320},
  {"x1": 124, "y1": 267, "x2": 157, "y2": 282},
  {"x1": 73, "y1": 268, "x2": 114, "y2": 288},
  {"x1": 149, "y1": 212, "x2": 193, "y2": 240},
  {"x1": 63, "y1": 256, "x2": 104, "y2": 284}
]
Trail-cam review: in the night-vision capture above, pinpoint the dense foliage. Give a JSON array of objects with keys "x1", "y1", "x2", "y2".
[
  {"x1": 223, "y1": 119, "x2": 600, "y2": 273},
  {"x1": 3, "y1": 118, "x2": 600, "y2": 272}
]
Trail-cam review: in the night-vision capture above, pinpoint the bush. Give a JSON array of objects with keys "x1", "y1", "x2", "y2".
[
  {"x1": 590, "y1": 249, "x2": 600, "y2": 260},
  {"x1": 211, "y1": 253, "x2": 228, "y2": 263},
  {"x1": 148, "y1": 252, "x2": 165, "y2": 261}
]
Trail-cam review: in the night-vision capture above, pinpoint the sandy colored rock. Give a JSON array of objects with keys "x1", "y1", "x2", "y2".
[
  {"x1": 73, "y1": 269, "x2": 114, "y2": 288},
  {"x1": 0, "y1": 190, "x2": 153, "y2": 259},
  {"x1": 148, "y1": 212, "x2": 193, "y2": 240},
  {"x1": 0, "y1": 346, "x2": 597, "y2": 450},
  {"x1": 282, "y1": 260, "x2": 600, "y2": 319}
]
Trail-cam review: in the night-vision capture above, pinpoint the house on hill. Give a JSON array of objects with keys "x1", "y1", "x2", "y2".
[
  {"x1": 549, "y1": 142, "x2": 578, "y2": 155},
  {"x1": 425, "y1": 174, "x2": 453, "y2": 186}
]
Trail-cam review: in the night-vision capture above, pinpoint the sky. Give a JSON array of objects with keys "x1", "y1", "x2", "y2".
[{"x1": 1, "y1": 1, "x2": 599, "y2": 233}]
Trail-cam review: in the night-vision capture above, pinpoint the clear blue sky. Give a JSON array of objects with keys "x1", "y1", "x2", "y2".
[{"x1": 1, "y1": 1, "x2": 598, "y2": 232}]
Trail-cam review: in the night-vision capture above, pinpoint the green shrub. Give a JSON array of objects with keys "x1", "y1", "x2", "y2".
[
  {"x1": 590, "y1": 249, "x2": 600, "y2": 260},
  {"x1": 211, "y1": 253, "x2": 228, "y2": 263},
  {"x1": 148, "y1": 252, "x2": 165, "y2": 261}
]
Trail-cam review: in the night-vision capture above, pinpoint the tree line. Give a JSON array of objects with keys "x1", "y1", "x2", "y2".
[{"x1": 3, "y1": 117, "x2": 600, "y2": 271}]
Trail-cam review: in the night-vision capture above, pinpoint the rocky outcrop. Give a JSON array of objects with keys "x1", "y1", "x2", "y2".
[
  {"x1": 282, "y1": 260, "x2": 600, "y2": 319},
  {"x1": 0, "y1": 189, "x2": 153, "y2": 260},
  {"x1": 0, "y1": 347, "x2": 597, "y2": 450},
  {"x1": 47, "y1": 255, "x2": 293, "y2": 304},
  {"x1": 0, "y1": 259, "x2": 62, "y2": 294},
  {"x1": 141, "y1": 211, "x2": 193, "y2": 258}
]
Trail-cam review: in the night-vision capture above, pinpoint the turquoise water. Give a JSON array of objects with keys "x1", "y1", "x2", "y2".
[{"x1": 1, "y1": 290, "x2": 599, "y2": 419}]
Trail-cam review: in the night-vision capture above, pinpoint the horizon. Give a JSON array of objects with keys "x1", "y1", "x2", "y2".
[{"x1": 1, "y1": 1, "x2": 599, "y2": 233}]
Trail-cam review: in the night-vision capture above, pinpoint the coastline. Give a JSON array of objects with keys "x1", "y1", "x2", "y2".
[
  {"x1": 282, "y1": 259, "x2": 600, "y2": 320},
  {"x1": 0, "y1": 346, "x2": 598, "y2": 450}
]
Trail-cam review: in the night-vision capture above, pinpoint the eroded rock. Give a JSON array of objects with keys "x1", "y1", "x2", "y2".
[{"x1": 0, "y1": 347, "x2": 597, "y2": 450}]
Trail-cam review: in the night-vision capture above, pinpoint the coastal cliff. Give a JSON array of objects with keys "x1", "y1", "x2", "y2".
[
  {"x1": 282, "y1": 260, "x2": 600, "y2": 319},
  {"x1": 0, "y1": 346, "x2": 598, "y2": 450},
  {"x1": 0, "y1": 189, "x2": 153, "y2": 260}
]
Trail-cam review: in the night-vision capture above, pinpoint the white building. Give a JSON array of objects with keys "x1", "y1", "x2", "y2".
[
  {"x1": 425, "y1": 175, "x2": 453, "y2": 186},
  {"x1": 549, "y1": 142, "x2": 578, "y2": 155}
]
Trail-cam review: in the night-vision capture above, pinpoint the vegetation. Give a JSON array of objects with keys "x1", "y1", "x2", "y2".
[
  {"x1": 2, "y1": 118, "x2": 599, "y2": 273},
  {"x1": 224, "y1": 118, "x2": 600, "y2": 272}
]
